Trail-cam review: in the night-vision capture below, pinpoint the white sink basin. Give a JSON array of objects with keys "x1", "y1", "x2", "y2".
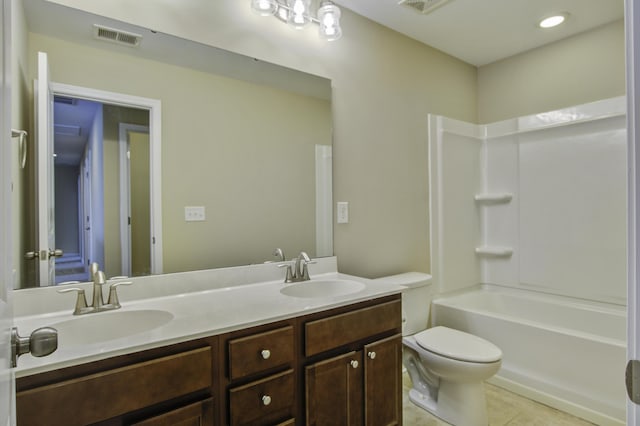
[
  {"x1": 280, "y1": 279, "x2": 365, "y2": 298},
  {"x1": 52, "y1": 309, "x2": 174, "y2": 345}
]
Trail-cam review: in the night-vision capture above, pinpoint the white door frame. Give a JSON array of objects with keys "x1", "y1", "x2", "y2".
[
  {"x1": 627, "y1": 0, "x2": 640, "y2": 423},
  {"x1": 49, "y1": 82, "x2": 163, "y2": 276},
  {"x1": 1, "y1": 0, "x2": 14, "y2": 423},
  {"x1": 118, "y1": 123, "x2": 149, "y2": 277}
]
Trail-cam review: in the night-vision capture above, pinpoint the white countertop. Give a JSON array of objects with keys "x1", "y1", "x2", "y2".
[{"x1": 14, "y1": 259, "x2": 404, "y2": 378}]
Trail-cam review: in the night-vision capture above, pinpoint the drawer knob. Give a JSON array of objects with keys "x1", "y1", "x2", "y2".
[
  {"x1": 261, "y1": 349, "x2": 271, "y2": 360},
  {"x1": 350, "y1": 360, "x2": 359, "y2": 369},
  {"x1": 368, "y1": 351, "x2": 376, "y2": 360},
  {"x1": 262, "y1": 395, "x2": 272, "y2": 406}
]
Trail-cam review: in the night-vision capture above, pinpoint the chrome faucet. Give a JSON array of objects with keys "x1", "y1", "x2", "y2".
[
  {"x1": 294, "y1": 251, "x2": 311, "y2": 281},
  {"x1": 57, "y1": 263, "x2": 132, "y2": 315},
  {"x1": 91, "y1": 270, "x2": 107, "y2": 310},
  {"x1": 278, "y1": 251, "x2": 316, "y2": 283}
]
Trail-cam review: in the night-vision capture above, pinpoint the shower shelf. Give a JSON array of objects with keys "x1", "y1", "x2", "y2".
[
  {"x1": 475, "y1": 246, "x2": 513, "y2": 257},
  {"x1": 474, "y1": 193, "x2": 513, "y2": 203}
]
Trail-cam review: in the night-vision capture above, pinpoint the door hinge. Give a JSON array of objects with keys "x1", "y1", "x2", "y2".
[{"x1": 626, "y1": 360, "x2": 640, "y2": 404}]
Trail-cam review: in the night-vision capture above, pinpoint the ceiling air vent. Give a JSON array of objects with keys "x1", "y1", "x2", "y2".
[
  {"x1": 54, "y1": 96, "x2": 76, "y2": 105},
  {"x1": 93, "y1": 24, "x2": 142, "y2": 47},
  {"x1": 54, "y1": 124, "x2": 81, "y2": 137},
  {"x1": 398, "y1": 0, "x2": 452, "y2": 14}
]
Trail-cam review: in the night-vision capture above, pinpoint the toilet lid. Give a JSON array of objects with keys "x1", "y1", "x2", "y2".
[{"x1": 414, "y1": 326, "x2": 502, "y2": 363}]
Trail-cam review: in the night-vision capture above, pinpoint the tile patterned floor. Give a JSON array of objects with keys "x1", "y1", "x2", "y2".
[{"x1": 402, "y1": 373, "x2": 596, "y2": 425}]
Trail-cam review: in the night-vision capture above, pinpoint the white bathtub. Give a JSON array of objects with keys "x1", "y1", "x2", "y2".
[{"x1": 431, "y1": 285, "x2": 627, "y2": 425}]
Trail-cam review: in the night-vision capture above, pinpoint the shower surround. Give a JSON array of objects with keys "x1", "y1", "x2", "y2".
[{"x1": 427, "y1": 97, "x2": 627, "y2": 424}]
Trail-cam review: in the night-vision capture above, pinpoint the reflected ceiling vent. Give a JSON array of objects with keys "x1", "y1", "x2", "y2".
[
  {"x1": 398, "y1": 0, "x2": 452, "y2": 14},
  {"x1": 54, "y1": 95, "x2": 76, "y2": 105},
  {"x1": 93, "y1": 24, "x2": 142, "y2": 47},
  {"x1": 54, "y1": 124, "x2": 81, "y2": 136}
]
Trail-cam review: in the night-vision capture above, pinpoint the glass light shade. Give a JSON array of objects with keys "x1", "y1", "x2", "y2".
[
  {"x1": 287, "y1": 0, "x2": 312, "y2": 29},
  {"x1": 251, "y1": 0, "x2": 277, "y2": 16},
  {"x1": 275, "y1": 0, "x2": 289, "y2": 22},
  {"x1": 318, "y1": 3, "x2": 342, "y2": 41}
]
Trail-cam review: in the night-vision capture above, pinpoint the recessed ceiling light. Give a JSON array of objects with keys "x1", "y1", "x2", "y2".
[{"x1": 538, "y1": 13, "x2": 568, "y2": 29}]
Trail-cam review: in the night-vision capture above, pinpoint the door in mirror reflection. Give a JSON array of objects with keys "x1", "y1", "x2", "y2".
[
  {"x1": 27, "y1": 90, "x2": 152, "y2": 286},
  {"x1": 33, "y1": 51, "x2": 56, "y2": 286},
  {"x1": 53, "y1": 97, "x2": 101, "y2": 284},
  {"x1": 121, "y1": 125, "x2": 151, "y2": 277}
]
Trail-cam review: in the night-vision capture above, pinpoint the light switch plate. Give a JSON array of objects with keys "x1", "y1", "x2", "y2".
[
  {"x1": 337, "y1": 202, "x2": 349, "y2": 224},
  {"x1": 185, "y1": 206, "x2": 205, "y2": 221}
]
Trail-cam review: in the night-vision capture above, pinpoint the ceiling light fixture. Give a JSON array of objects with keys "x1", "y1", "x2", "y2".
[
  {"x1": 251, "y1": 0, "x2": 343, "y2": 41},
  {"x1": 538, "y1": 13, "x2": 568, "y2": 29}
]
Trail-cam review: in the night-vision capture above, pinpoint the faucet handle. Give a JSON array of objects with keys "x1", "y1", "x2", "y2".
[
  {"x1": 108, "y1": 276, "x2": 129, "y2": 281},
  {"x1": 277, "y1": 262, "x2": 294, "y2": 283},
  {"x1": 57, "y1": 287, "x2": 88, "y2": 315},
  {"x1": 301, "y1": 260, "x2": 316, "y2": 281},
  {"x1": 107, "y1": 281, "x2": 132, "y2": 308}
]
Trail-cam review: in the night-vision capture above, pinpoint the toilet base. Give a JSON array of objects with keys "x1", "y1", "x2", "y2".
[{"x1": 408, "y1": 381, "x2": 489, "y2": 426}]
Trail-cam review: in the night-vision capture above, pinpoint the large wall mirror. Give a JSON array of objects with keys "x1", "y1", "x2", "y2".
[{"x1": 16, "y1": 0, "x2": 333, "y2": 289}]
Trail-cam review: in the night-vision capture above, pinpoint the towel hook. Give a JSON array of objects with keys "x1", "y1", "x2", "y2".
[{"x1": 11, "y1": 129, "x2": 27, "y2": 169}]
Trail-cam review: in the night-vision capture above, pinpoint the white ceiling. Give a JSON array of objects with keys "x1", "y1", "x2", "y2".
[{"x1": 332, "y1": 0, "x2": 624, "y2": 66}]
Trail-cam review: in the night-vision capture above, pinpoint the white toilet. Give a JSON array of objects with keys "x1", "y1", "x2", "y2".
[{"x1": 377, "y1": 273, "x2": 502, "y2": 426}]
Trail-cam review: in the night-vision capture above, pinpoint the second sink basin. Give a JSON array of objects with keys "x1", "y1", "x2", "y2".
[
  {"x1": 52, "y1": 309, "x2": 174, "y2": 345},
  {"x1": 280, "y1": 279, "x2": 365, "y2": 298}
]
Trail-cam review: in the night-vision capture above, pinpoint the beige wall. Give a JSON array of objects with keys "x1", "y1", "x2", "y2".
[
  {"x1": 102, "y1": 105, "x2": 149, "y2": 277},
  {"x1": 11, "y1": 0, "x2": 30, "y2": 286},
  {"x1": 23, "y1": 1, "x2": 626, "y2": 281},
  {"x1": 478, "y1": 20, "x2": 626, "y2": 124},
  {"x1": 129, "y1": 131, "x2": 150, "y2": 276},
  {"x1": 28, "y1": 33, "x2": 330, "y2": 275},
  {"x1": 45, "y1": 0, "x2": 478, "y2": 278}
]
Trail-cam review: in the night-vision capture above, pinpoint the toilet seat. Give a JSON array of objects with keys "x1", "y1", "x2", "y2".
[{"x1": 414, "y1": 326, "x2": 502, "y2": 363}]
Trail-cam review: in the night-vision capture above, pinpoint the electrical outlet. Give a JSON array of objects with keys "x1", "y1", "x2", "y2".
[
  {"x1": 185, "y1": 206, "x2": 205, "y2": 222},
  {"x1": 337, "y1": 202, "x2": 349, "y2": 224}
]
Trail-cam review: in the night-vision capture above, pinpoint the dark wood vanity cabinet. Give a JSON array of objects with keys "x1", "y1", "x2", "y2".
[
  {"x1": 15, "y1": 338, "x2": 219, "y2": 426},
  {"x1": 131, "y1": 398, "x2": 214, "y2": 426},
  {"x1": 220, "y1": 321, "x2": 297, "y2": 426},
  {"x1": 362, "y1": 336, "x2": 403, "y2": 425},
  {"x1": 305, "y1": 350, "x2": 364, "y2": 425},
  {"x1": 302, "y1": 298, "x2": 402, "y2": 426},
  {"x1": 15, "y1": 294, "x2": 402, "y2": 426}
]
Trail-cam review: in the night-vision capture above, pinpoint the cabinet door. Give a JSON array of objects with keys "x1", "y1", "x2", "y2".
[
  {"x1": 305, "y1": 351, "x2": 363, "y2": 425},
  {"x1": 131, "y1": 398, "x2": 214, "y2": 426},
  {"x1": 364, "y1": 335, "x2": 402, "y2": 426}
]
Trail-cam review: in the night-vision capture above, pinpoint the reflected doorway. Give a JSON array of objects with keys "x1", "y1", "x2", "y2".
[{"x1": 51, "y1": 96, "x2": 150, "y2": 284}]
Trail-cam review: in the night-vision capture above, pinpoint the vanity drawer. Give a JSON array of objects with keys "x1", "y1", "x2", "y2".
[
  {"x1": 228, "y1": 369, "x2": 295, "y2": 426},
  {"x1": 131, "y1": 397, "x2": 214, "y2": 425},
  {"x1": 304, "y1": 299, "x2": 402, "y2": 356},
  {"x1": 228, "y1": 325, "x2": 294, "y2": 380},
  {"x1": 16, "y1": 347, "x2": 212, "y2": 426}
]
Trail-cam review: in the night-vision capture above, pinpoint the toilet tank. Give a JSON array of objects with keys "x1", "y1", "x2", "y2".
[{"x1": 374, "y1": 272, "x2": 433, "y2": 336}]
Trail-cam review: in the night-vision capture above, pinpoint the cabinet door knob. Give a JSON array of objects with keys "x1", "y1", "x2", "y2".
[
  {"x1": 262, "y1": 395, "x2": 272, "y2": 406},
  {"x1": 350, "y1": 360, "x2": 359, "y2": 369},
  {"x1": 368, "y1": 351, "x2": 376, "y2": 360},
  {"x1": 261, "y1": 349, "x2": 271, "y2": 360}
]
